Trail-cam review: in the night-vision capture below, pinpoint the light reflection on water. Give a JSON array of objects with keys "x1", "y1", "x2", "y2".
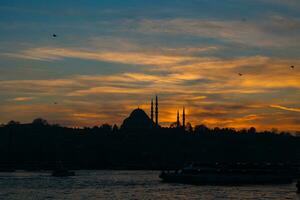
[{"x1": 0, "y1": 171, "x2": 299, "y2": 200}]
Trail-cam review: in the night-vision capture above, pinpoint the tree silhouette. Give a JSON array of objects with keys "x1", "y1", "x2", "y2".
[
  {"x1": 0, "y1": 118, "x2": 299, "y2": 171},
  {"x1": 32, "y1": 118, "x2": 48, "y2": 126},
  {"x1": 194, "y1": 124, "x2": 209, "y2": 135},
  {"x1": 7, "y1": 120, "x2": 20, "y2": 126},
  {"x1": 185, "y1": 122, "x2": 193, "y2": 133},
  {"x1": 248, "y1": 127, "x2": 256, "y2": 134}
]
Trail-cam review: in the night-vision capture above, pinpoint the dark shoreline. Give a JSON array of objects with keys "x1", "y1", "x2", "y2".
[{"x1": 1, "y1": 122, "x2": 299, "y2": 173}]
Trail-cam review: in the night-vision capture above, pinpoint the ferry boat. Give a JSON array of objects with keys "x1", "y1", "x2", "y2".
[{"x1": 159, "y1": 163, "x2": 296, "y2": 185}]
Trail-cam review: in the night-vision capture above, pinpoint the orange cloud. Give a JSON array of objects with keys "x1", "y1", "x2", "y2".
[
  {"x1": 72, "y1": 113, "x2": 108, "y2": 119},
  {"x1": 11, "y1": 97, "x2": 35, "y2": 102},
  {"x1": 1, "y1": 46, "x2": 300, "y2": 132},
  {"x1": 270, "y1": 105, "x2": 300, "y2": 112}
]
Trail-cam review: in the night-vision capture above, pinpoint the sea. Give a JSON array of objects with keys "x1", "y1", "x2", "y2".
[{"x1": 0, "y1": 170, "x2": 299, "y2": 200}]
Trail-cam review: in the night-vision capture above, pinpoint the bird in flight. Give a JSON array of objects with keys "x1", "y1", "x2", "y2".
[
  {"x1": 290, "y1": 66, "x2": 294, "y2": 69},
  {"x1": 54, "y1": 102, "x2": 58, "y2": 105},
  {"x1": 238, "y1": 73, "x2": 243, "y2": 76},
  {"x1": 52, "y1": 34, "x2": 57, "y2": 38}
]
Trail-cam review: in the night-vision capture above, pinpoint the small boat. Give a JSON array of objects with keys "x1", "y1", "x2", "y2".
[
  {"x1": 51, "y1": 168, "x2": 75, "y2": 177},
  {"x1": 159, "y1": 163, "x2": 295, "y2": 185}
]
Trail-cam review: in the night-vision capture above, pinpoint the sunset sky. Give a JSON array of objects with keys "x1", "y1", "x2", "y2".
[{"x1": 0, "y1": 0, "x2": 299, "y2": 132}]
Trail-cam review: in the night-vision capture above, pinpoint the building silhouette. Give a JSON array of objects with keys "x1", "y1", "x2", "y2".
[
  {"x1": 176, "y1": 107, "x2": 186, "y2": 129},
  {"x1": 183, "y1": 107, "x2": 185, "y2": 129},
  {"x1": 121, "y1": 108, "x2": 155, "y2": 130},
  {"x1": 155, "y1": 95, "x2": 158, "y2": 127},
  {"x1": 150, "y1": 99, "x2": 154, "y2": 122},
  {"x1": 176, "y1": 110, "x2": 180, "y2": 128},
  {"x1": 121, "y1": 95, "x2": 186, "y2": 130}
]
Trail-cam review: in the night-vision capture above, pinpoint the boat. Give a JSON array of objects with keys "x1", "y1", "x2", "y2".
[
  {"x1": 159, "y1": 163, "x2": 296, "y2": 185},
  {"x1": 51, "y1": 168, "x2": 75, "y2": 177}
]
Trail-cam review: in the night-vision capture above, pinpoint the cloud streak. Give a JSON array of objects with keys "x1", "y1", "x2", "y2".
[
  {"x1": 4, "y1": 47, "x2": 198, "y2": 67},
  {"x1": 270, "y1": 105, "x2": 300, "y2": 113},
  {"x1": 11, "y1": 97, "x2": 35, "y2": 102}
]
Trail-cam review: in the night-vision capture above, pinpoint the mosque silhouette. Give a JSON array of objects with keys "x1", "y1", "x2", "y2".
[{"x1": 121, "y1": 96, "x2": 186, "y2": 129}]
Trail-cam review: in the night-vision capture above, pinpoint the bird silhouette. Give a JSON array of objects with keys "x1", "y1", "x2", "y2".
[
  {"x1": 238, "y1": 73, "x2": 243, "y2": 76},
  {"x1": 54, "y1": 102, "x2": 58, "y2": 104},
  {"x1": 52, "y1": 34, "x2": 57, "y2": 38},
  {"x1": 290, "y1": 66, "x2": 294, "y2": 69}
]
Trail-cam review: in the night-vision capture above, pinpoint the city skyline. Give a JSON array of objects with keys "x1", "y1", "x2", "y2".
[{"x1": 0, "y1": 0, "x2": 300, "y2": 132}]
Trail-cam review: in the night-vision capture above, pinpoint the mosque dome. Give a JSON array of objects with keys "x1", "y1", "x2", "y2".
[{"x1": 121, "y1": 108, "x2": 155, "y2": 130}]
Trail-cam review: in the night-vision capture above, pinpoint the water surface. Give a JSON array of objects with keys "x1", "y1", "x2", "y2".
[{"x1": 0, "y1": 171, "x2": 299, "y2": 200}]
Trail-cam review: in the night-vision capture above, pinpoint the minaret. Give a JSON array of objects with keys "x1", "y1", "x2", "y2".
[
  {"x1": 176, "y1": 110, "x2": 180, "y2": 128},
  {"x1": 150, "y1": 99, "x2": 154, "y2": 121},
  {"x1": 155, "y1": 95, "x2": 158, "y2": 126},
  {"x1": 182, "y1": 107, "x2": 185, "y2": 129}
]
